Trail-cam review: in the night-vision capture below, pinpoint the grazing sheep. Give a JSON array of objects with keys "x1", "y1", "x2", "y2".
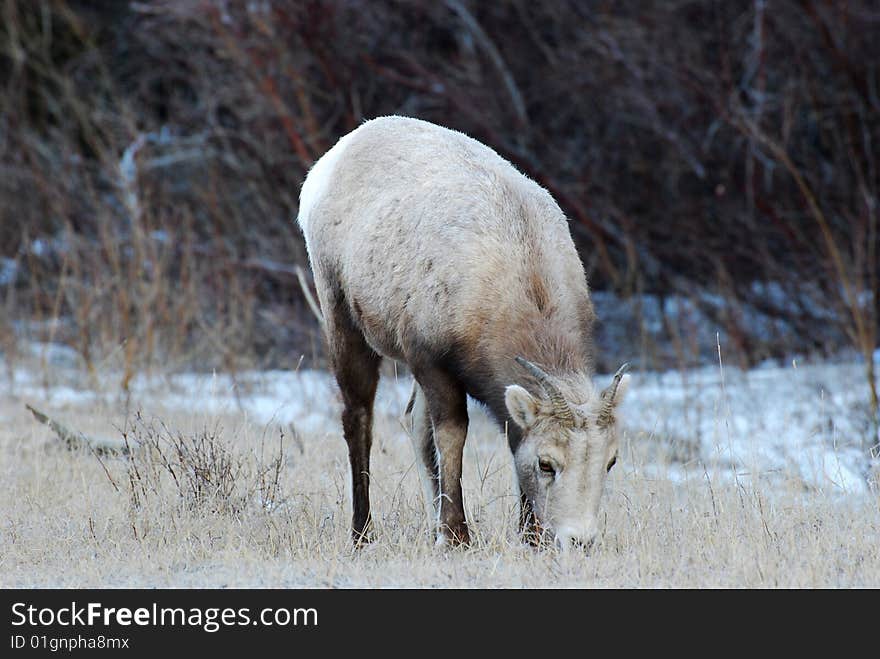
[{"x1": 298, "y1": 116, "x2": 630, "y2": 549}]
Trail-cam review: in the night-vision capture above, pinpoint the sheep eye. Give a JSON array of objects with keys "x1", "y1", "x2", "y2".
[
  {"x1": 538, "y1": 459, "x2": 555, "y2": 475},
  {"x1": 606, "y1": 455, "x2": 617, "y2": 473}
]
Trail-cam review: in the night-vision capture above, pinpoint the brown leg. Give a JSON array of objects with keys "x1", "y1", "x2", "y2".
[
  {"x1": 519, "y1": 493, "x2": 541, "y2": 547},
  {"x1": 325, "y1": 297, "x2": 381, "y2": 546},
  {"x1": 408, "y1": 384, "x2": 441, "y2": 523},
  {"x1": 413, "y1": 366, "x2": 470, "y2": 546}
]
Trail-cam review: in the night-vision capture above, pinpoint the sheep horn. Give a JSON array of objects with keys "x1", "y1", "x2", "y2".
[
  {"x1": 599, "y1": 362, "x2": 630, "y2": 423},
  {"x1": 515, "y1": 357, "x2": 574, "y2": 426}
]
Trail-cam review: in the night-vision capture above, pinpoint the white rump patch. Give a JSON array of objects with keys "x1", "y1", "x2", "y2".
[{"x1": 297, "y1": 128, "x2": 359, "y2": 234}]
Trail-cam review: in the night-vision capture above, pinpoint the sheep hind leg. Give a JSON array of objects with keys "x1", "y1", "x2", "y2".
[
  {"x1": 326, "y1": 302, "x2": 381, "y2": 546},
  {"x1": 407, "y1": 383, "x2": 441, "y2": 527}
]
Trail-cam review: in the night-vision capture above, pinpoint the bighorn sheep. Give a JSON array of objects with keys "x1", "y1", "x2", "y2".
[{"x1": 297, "y1": 116, "x2": 630, "y2": 549}]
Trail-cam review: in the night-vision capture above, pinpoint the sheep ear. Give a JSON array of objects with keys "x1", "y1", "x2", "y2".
[{"x1": 505, "y1": 385, "x2": 540, "y2": 429}]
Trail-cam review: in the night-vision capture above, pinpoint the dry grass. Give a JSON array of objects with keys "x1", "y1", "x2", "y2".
[
  {"x1": 2, "y1": 365, "x2": 878, "y2": 589},
  {"x1": 3, "y1": 1, "x2": 877, "y2": 589}
]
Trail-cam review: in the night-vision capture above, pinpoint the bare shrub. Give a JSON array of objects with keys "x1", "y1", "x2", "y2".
[
  {"x1": 1, "y1": 1, "x2": 877, "y2": 422},
  {"x1": 122, "y1": 413, "x2": 286, "y2": 517}
]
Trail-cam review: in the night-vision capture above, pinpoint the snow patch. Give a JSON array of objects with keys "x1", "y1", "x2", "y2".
[
  {"x1": 5, "y1": 348, "x2": 876, "y2": 498},
  {"x1": 0, "y1": 258, "x2": 17, "y2": 285},
  {"x1": 621, "y1": 362, "x2": 874, "y2": 495}
]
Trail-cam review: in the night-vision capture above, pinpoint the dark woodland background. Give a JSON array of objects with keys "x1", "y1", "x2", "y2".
[{"x1": 0, "y1": 1, "x2": 877, "y2": 408}]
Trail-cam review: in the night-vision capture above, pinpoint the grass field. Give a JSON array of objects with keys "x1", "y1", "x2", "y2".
[{"x1": 2, "y1": 348, "x2": 879, "y2": 588}]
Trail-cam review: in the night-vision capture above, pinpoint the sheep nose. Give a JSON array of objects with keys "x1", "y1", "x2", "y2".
[{"x1": 554, "y1": 525, "x2": 596, "y2": 553}]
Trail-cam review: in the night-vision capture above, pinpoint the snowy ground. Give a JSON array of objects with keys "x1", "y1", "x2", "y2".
[
  {"x1": 7, "y1": 342, "x2": 878, "y2": 498},
  {"x1": 2, "y1": 343, "x2": 879, "y2": 587}
]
